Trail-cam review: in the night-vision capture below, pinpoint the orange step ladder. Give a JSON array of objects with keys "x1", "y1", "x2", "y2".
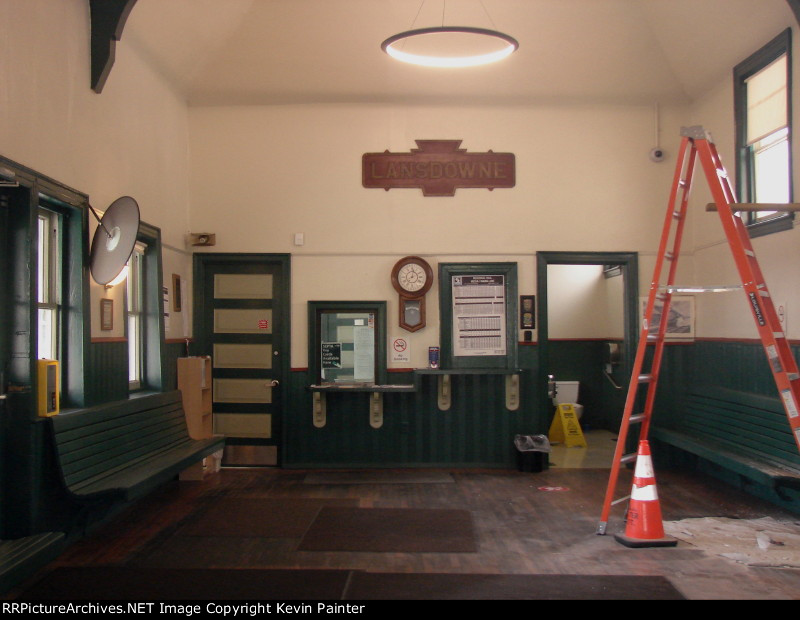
[{"x1": 597, "y1": 126, "x2": 800, "y2": 536}]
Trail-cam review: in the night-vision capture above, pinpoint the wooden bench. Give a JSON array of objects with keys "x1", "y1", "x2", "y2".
[
  {"x1": 0, "y1": 532, "x2": 65, "y2": 594},
  {"x1": 651, "y1": 386, "x2": 800, "y2": 497},
  {"x1": 48, "y1": 390, "x2": 225, "y2": 502}
]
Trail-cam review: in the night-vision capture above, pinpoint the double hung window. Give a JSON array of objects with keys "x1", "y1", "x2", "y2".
[
  {"x1": 734, "y1": 29, "x2": 793, "y2": 236},
  {"x1": 127, "y1": 242, "x2": 146, "y2": 390},
  {"x1": 37, "y1": 208, "x2": 61, "y2": 361}
]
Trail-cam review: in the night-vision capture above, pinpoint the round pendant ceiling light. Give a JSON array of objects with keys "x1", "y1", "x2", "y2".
[{"x1": 382, "y1": 26, "x2": 518, "y2": 68}]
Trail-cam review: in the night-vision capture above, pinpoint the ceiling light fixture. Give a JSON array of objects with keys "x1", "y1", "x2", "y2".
[
  {"x1": 382, "y1": 1, "x2": 517, "y2": 68},
  {"x1": 382, "y1": 27, "x2": 518, "y2": 68}
]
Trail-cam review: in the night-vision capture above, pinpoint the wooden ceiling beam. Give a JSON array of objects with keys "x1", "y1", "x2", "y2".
[{"x1": 90, "y1": 0, "x2": 138, "y2": 93}]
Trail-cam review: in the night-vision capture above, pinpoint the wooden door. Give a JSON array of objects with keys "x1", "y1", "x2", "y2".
[{"x1": 194, "y1": 254, "x2": 290, "y2": 466}]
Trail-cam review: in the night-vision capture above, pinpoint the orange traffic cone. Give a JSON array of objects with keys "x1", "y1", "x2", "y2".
[{"x1": 614, "y1": 440, "x2": 677, "y2": 548}]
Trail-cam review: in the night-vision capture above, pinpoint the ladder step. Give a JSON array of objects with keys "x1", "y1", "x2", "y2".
[
  {"x1": 611, "y1": 495, "x2": 631, "y2": 506},
  {"x1": 629, "y1": 414, "x2": 646, "y2": 424},
  {"x1": 638, "y1": 374, "x2": 653, "y2": 383},
  {"x1": 620, "y1": 452, "x2": 638, "y2": 464},
  {"x1": 662, "y1": 284, "x2": 741, "y2": 293}
]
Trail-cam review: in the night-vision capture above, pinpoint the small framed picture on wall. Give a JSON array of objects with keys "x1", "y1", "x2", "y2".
[
  {"x1": 172, "y1": 274, "x2": 182, "y2": 312},
  {"x1": 100, "y1": 298, "x2": 113, "y2": 331},
  {"x1": 640, "y1": 295, "x2": 695, "y2": 340}
]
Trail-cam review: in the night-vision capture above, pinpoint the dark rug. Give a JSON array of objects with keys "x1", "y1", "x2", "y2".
[
  {"x1": 17, "y1": 567, "x2": 685, "y2": 600},
  {"x1": 178, "y1": 498, "x2": 357, "y2": 538},
  {"x1": 17, "y1": 567, "x2": 354, "y2": 600},
  {"x1": 303, "y1": 471, "x2": 454, "y2": 484},
  {"x1": 344, "y1": 572, "x2": 685, "y2": 600},
  {"x1": 297, "y1": 507, "x2": 477, "y2": 553}
]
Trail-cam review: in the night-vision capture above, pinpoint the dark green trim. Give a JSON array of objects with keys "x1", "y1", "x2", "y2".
[
  {"x1": 734, "y1": 28, "x2": 794, "y2": 237},
  {"x1": 308, "y1": 301, "x2": 388, "y2": 386},
  {"x1": 438, "y1": 263, "x2": 518, "y2": 370},
  {"x1": 536, "y1": 252, "x2": 639, "y2": 429},
  {"x1": 0, "y1": 156, "x2": 91, "y2": 410}
]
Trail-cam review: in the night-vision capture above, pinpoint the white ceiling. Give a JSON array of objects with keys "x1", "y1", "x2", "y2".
[{"x1": 122, "y1": 0, "x2": 795, "y2": 107}]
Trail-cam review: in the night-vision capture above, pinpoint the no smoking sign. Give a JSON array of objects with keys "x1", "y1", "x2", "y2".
[{"x1": 391, "y1": 337, "x2": 410, "y2": 363}]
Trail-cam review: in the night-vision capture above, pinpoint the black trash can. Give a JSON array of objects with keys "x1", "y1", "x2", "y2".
[{"x1": 514, "y1": 434, "x2": 550, "y2": 472}]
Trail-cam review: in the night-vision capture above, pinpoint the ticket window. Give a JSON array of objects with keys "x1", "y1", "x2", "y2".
[{"x1": 309, "y1": 301, "x2": 387, "y2": 386}]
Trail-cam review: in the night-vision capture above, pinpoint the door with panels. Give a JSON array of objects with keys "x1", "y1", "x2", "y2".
[{"x1": 194, "y1": 254, "x2": 290, "y2": 466}]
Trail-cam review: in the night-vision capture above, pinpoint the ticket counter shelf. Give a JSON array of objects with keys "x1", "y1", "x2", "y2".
[{"x1": 308, "y1": 384, "x2": 417, "y2": 429}]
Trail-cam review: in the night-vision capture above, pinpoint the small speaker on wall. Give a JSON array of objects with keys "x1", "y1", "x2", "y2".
[{"x1": 189, "y1": 233, "x2": 216, "y2": 246}]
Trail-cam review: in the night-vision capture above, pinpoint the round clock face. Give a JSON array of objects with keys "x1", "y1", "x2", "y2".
[
  {"x1": 398, "y1": 263, "x2": 428, "y2": 293},
  {"x1": 391, "y1": 257, "x2": 433, "y2": 298}
]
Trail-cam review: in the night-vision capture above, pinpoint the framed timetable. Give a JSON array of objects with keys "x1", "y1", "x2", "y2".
[{"x1": 439, "y1": 263, "x2": 518, "y2": 370}]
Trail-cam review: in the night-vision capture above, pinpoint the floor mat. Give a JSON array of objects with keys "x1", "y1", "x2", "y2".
[
  {"x1": 178, "y1": 498, "x2": 356, "y2": 538},
  {"x1": 298, "y1": 507, "x2": 477, "y2": 553},
  {"x1": 17, "y1": 567, "x2": 354, "y2": 600},
  {"x1": 17, "y1": 568, "x2": 685, "y2": 600},
  {"x1": 345, "y1": 572, "x2": 685, "y2": 600}
]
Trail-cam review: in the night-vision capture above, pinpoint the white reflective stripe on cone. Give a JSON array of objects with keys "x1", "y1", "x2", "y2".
[
  {"x1": 631, "y1": 483, "x2": 658, "y2": 501},
  {"x1": 634, "y1": 455, "x2": 655, "y2": 478}
]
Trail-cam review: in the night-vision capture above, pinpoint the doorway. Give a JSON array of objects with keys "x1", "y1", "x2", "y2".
[
  {"x1": 193, "y1": 254, "x2": 290, "y2": 466},
  {"x1": 536, "y1": 252, "x2": 638, "y2": 441}
]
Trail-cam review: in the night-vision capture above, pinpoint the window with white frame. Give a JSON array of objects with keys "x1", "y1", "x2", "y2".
[
  {"x1": 734, "y1": 29, "x2": 793, "y2": 236},
  {"x1": 127, "y1": 242, "x2": 146, "y2": 390},
  {"x1": 37, "y1": 208, "x2": 61, "y2": 361}
]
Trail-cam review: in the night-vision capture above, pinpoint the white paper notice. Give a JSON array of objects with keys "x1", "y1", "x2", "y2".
[
  {"x1": 452, "y1": 275, "x2": 506, "y2": 356},
  {"x1": 353, "y1": 325, "x2": 375, "y2": 382}
]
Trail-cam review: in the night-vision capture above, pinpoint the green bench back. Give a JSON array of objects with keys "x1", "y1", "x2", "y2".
[
  {"x1": 49, "y1": 391, "x2": 192, "y2": 493},
  {"x1": 676, "y1": 386, "x2": 800, "y2": 467}
]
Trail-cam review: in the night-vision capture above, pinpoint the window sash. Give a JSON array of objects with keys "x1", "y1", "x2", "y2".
[
  {"x1": 37, "y1": 209, "x2": 61, "y2": 360},
  {"x1": 734, "y1": 29, "x2": 793, "y2": 234},
  {"x1": 127, "y1": 243, "x2": 146, "y2": 389}
]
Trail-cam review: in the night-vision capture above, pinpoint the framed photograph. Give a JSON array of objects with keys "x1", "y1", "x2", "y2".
[
  {"x1": 172, "y1": 274, "x2": 182, "y2": 312},
  {"x1": 100, "y1": 298, "x2": 113, "y2": 331},
  {"x1": 640, "y1": 295, "x2": 694, "y2": 340}
]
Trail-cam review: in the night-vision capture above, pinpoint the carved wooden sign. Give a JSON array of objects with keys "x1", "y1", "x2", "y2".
[{"x1": 362, "y1": 140, "x2": 515, "y2": 196}]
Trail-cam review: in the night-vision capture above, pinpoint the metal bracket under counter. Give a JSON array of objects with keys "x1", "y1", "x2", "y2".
[
  {"x1": 414, "y1": 369, "x2": 523, "y2": 412},
  {"x1": 309, "y1": 384, "x2": 417, "y2": 429}
]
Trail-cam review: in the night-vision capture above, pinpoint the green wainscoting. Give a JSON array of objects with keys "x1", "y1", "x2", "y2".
[
  {"x1": 283, "y1": 345, "x2": 544, "y2": 468},
  {"x1": 87, "y1": 341, "x2": 129, "y2": 405}
]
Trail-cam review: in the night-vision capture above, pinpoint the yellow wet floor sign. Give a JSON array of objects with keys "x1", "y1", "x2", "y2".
[{"x1": 548, "y1": 404, "x2": 587, "y2": 447}]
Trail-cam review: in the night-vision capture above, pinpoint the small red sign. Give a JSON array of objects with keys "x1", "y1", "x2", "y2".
[{"x1": 258, "y1": 319, "x2": 269, "y2": 329}]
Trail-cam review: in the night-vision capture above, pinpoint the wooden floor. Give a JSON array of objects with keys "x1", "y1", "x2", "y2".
[{"x1": 8, "y1": 456, "x2": 800, "y2": 600}]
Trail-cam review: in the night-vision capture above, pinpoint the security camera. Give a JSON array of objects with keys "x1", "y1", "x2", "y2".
[{"x1": 649, "y1": 147, "x2": 666, "y2": 163}]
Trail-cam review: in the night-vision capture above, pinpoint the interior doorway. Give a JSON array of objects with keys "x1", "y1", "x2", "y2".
[
  {"x1": 193, "y1": 253, "x2": 290, "y2": 467},
  {"x1": 536, "y1": 252, "x2": 638, "y2": 447}
]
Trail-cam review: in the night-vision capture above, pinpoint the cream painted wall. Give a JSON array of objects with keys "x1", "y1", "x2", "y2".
[
  {"x1": 547, "y1": 265, "x2": 625, "y2": 340},
  {"x1": 687, "y1": 20, "x2": 800, "y2": 340},
  {"x1": 189, "y1": 103, "x2": 686, "y2": 367},
  {"x1": 0, "y1": 0, "x2": 193, "y2": 339}
]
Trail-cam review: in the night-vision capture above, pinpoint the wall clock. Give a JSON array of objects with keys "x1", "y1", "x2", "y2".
[{"x1": 391, "y1": 256, "x2": 434, "y2": 332}]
